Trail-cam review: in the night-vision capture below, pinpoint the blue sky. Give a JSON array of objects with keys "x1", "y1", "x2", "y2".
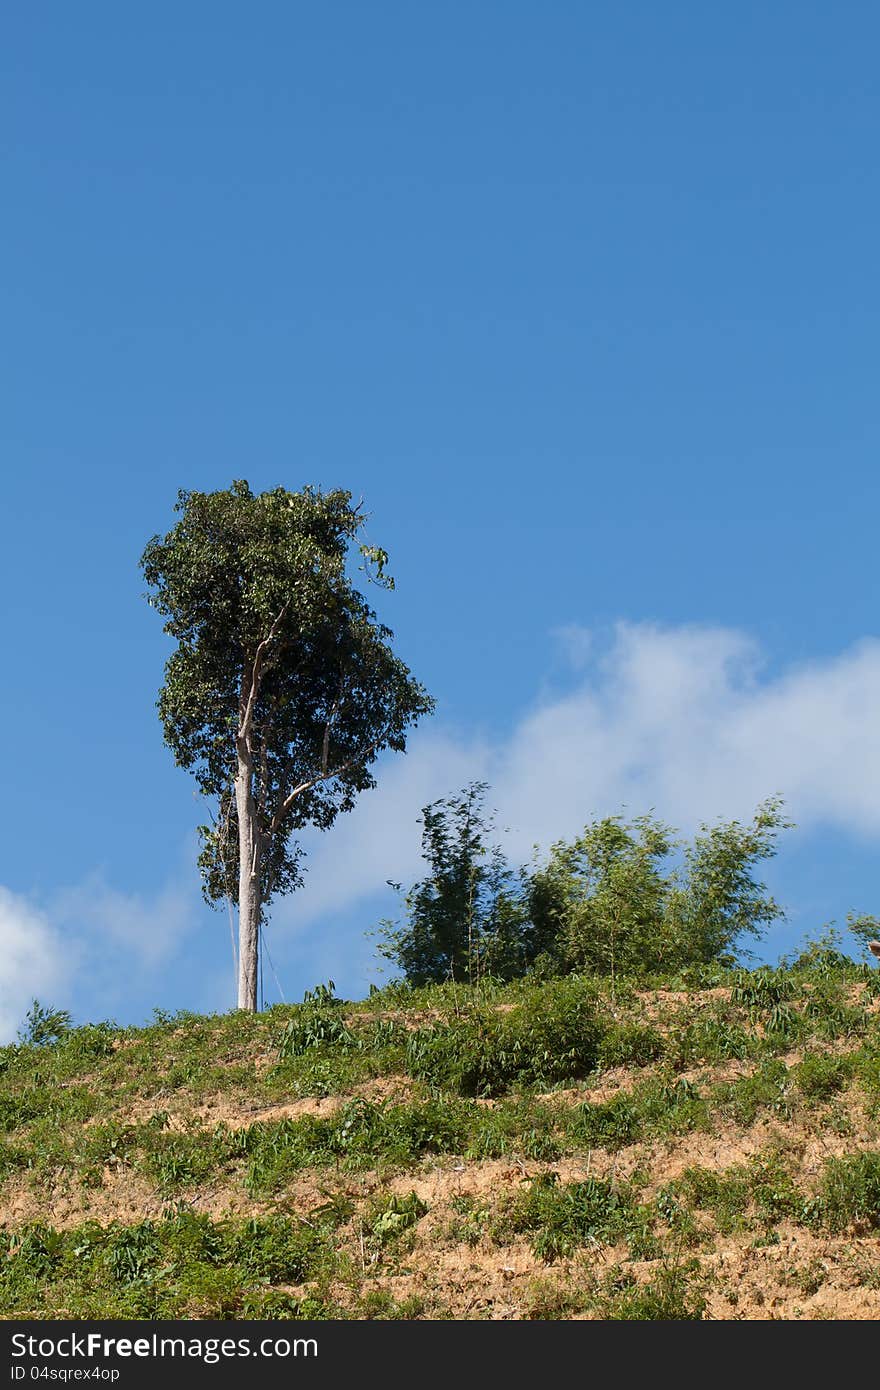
[{"x1": 2, "y1": 3, "x2": 879, "y2": 1035}]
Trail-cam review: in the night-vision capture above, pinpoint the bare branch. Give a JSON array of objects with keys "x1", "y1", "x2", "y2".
[
  {"x1": 237, "y1": 600, "x2": 291, "y2": 747},
  {"x1": 268, "y1": 726, "x2": 391, "y2": 835}
]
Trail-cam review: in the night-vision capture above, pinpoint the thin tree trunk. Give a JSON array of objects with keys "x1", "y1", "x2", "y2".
[{"x1": 235, "y1": 750, "x2": 262, "y2": 1011}]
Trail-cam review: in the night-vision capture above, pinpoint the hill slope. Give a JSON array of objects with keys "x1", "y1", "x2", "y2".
[{"x1": 3, "y1": 959, "x2": 880, "y2": 1320}]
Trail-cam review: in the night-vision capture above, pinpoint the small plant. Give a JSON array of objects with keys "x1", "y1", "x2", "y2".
[
  {"x1": 572, "y1": 1094, "x2": 640, "y2": 1151},
  {"x1": 105, "y1": 1223, "x2": 160, "y2": 1284},
  {"x1": 406, "y1": 976, "x2": 601, "y2": 1096},
  {"x1": 595, "y1": 1259, "x2": 706, "y2": 1320},
  {"x1": 715, "y1": 1058, "x2": 793, "y2": 1125},
  {"x1": 731, "y1": 968, "x2": 798, "y2": 1036},
  {"x1": 508, "y1": 1172, "x2": 642, "y2": 1261},
  {"x1": 795, "y1": 1051, "x2": 853, "y2": 1101},
  {"x1": 368, "y1": 1191, "x2": 427, "y2": 1246},
  {"x1": 815, "y1": 1151, "x2": 880, "y2": 1232},
  {"x1": 639, "y1": 1075, "x2": 708, "y2": 1138},
  {"x1": 445, "y1": 1195, "x2": 493, "y2": 1247},
  {"x1": 668, "y1": 1013, "x2": 753, "y2": 1066},
  {"x1": 19, "y1": 1000, "x2": 72, "y2": 1047},
  {"x1": 276, "y1": 983, "x2": 359, "y2": 1060},
  {"x1": 228, "y1": 1215, "x2": 326, "y2": 1281},
  {"x1": 597, "y1": 1021, "x2": 666, "y2": 1068}
]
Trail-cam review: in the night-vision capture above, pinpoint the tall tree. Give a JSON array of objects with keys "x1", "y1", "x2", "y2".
[
  {"x1": 378, "y1": 783, "x2": 529, "y2": 986},
  {"x1": 141, "y1": 481, "x2": 434, "y2": 1010}
]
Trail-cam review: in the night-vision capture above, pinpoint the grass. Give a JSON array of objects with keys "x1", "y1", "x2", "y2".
[
  {"x1": 504, "y1": 1171, "x2": 645, "y2": 1260},
  {"x1": 3, "y1": 956, "x2": 880, "y2": 1318},
  {"x1": 1, "y1": 1208, "x2": 341, "y2": 1319}
]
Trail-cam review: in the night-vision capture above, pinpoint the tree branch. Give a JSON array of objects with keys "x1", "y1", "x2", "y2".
[
  {"x1": 237, "y1": 601, "x2": 291, "y2": 751},
  {"x1": 321, "y1": 675, "x2": 346, "y2": 776},
  {"x1": 268, "y1": 725, "x2": 391, "y2": 835}
]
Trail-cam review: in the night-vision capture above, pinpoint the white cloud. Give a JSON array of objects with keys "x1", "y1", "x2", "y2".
[
  {"x1": 276, "y1": 622, "x2": 880, "y2": 937},
  {"x1": 50, "y1": 871, "x2": 198, "y2": 971},
  {"x1": 494, "y1": 623, "x2": 880, "y2": 854},
  {"x1": 0, "y1": 887, "x2": 70, "y2": 1042}
]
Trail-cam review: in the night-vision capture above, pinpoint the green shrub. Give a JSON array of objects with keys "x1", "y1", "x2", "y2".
[
  {"x1": 803, "y1": 984, "x2": 868, "y2": 1041},
  {"x1": 795, "y1": 1051, "x2": 853, "y2": 1101},
  {"x1": 105, "y1": 1223, "x2": 161, "y2": 1284},
  {"x1": 0, "y1": 1210, "x2": 338, "y2": 1319},
  {"x1": 817, "y1": 1152, "x2": 880, "y2": 1232},
  {"x1": 636, "y1": 1075, "x2": 708, "y2": 1137},
  {"x1": 243, "y1": 1098, "x2": 474, "y2": 1190},
  {"x1": 666, "y1": 1014, "x2": 753, "y2": 1066},
  {"x1": 19, "y1": 1001, "x2": 72, "y2": 1047},
  {"x1": 406, "y1": 978, "x2": 601, "y2": 1097},
  {"x1": 276, "y1": 984, "x2": 358, "y2": 1059},
  {"x1": 596, "y1": 1264, "x2": 706, "y2": 1320},
  {"x1": 715, "y1": 1059, "x2": 793, "y2": 1125},
  {"x1": 572, "y1": 1094, "x2": 640, "y2": 1151},
  {"x1": 227, "y1": 1216, "x2": 326, "y2": 1281},
  {"x1": 731, "y1": 968, "x2": 799, "y2": 1037},
  {"x1": 508, "y1": 1172, "x2": 641, "y2": 1261},
  {"x1": 597, "y1": 1022, "x2": 666, "y2": 1068},
  {"x1": 671, "y1": 1167, "x2": 750, "y2": 1234},
  {"x1": 368, "y1": 1191, "x2": 427, "y2": 1245}
]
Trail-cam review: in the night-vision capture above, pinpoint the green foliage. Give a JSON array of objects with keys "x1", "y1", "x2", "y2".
[
  {"x1": 665, "y1": 1010, "x2": 754, "y2": 1066},
  {"x1": 633, "y1": 1074, "x2": 709, "y2": 1137},
  {"x1": 846, "y1": 913, "x2": 880, "y2": 963},
  {"x1": 1, "y1": 1210, "x2": 334, "y2": 1319},
  {"x1": 405, "y1": 977, "x2": 601, "y2": 1096},
  {"x1": 795, "y1": 1051, "x2": 853, "y2": 1101},
  {"x1": 678, "y1": 797, "x2": 791, "y2": 962},
  {"x1": 276, "y1": 981, "x2": 358, "y2": 1059},
  {"x1": 357, "y1": 1290, "x2": 428, "y2": 1319},
  {"x1": 377, "y1": 788, "x2": 801, "y2": 990},
  {"x1": 527, "y1": 799, "x2": 790, "y2": 980},
  {"x1": 508, "y1": 1172, "x2": 641, "y2": 1261},
  {"x1": 141, "y1": 481, "x2": 433, "y2": 918},
  {"x1": 465, "y1": 1101, "x2": 560, "y2": 1161},
  {"x1": 714, "y1": 1058, "x2": 794, "y2": 1125},
  {"x1": 816, "y1": 1152, "x2": 880, "y2": 1232},
  {"x1": 731, "y1": 967, "x2": 797, "y2": 1014},
  {"x1": 670, "y1": 1150, "x2": 801, "y2": 1235},
  {"x1": 226, "y1": 1215, "x2": 326, "y2": 1281},
  {"x1": 367, "y1": 1191, "x2": 428, "y2": 1245},
  {"x1": 672, "y1": 1166, "x2": 751, "y2": 1234},
  {"x1": 802, "y1": 979, "x2": 868, "y2": 1040},
  {"x1": 19, "y1": 1000, "x2": 72, "y2": 1047},
  {"x1": 241, "y1": 1098, "x2": 474, "y2": 1190},
  {"x1": 377, "y1": 783, "x2": 530, "y2": 987},
  {"x1": 572, "y1": 1093, "x2": 641, "y2": 1150},
  {"x1": 731, "y1": 967, "x2": 799, "y2": 1037},
  {"x1": 596, "y1": 1021, "x2": 666, "y2": 1068},
  {"x1": 595, "y1": 1263, "x2": 706, "y2": 1320},
  {"x1": 564, "y1": 1073, "x2": 708, "y2": 1153},
  {"x1": 529, "y1": 814, "x2": 677, "y2": 978}
]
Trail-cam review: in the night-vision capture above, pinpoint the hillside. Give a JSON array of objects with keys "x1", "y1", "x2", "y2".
[{"x1": 3, "y1": 956, "x2": 880, "y2": 1321}]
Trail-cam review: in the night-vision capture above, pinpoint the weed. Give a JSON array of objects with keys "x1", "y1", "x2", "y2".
[
  {"x1": 595, "y1": 1260, "x2": 706, "y2": 1319},
  {"x1": 571, "y1": 1094, "x2": 640, "y2": 1151},
  {"x1": 597, "y1": 1022, "x2": 666, "y2": 1068},
  {"x1": 367, "y1": 1191, "x2": 427, "y2": 1246},
  {"x1": 507, "y1": 1172, "x2": 643, "y2": 1261},
  {"x1": 715, "y1": 1058, "x2": 793, "y2": 1125},
  {"x1": 815, "y1": 1151, "x2": 880, "y2": 1232},
  {"x1": 795, "y1": 1051, "x2": 853, "y2": 1101},
  {"x1": 406, "y1": 977, "x2": 601, "y2": 1097},
  {"x1": 19, "y1": 1001, "x2": 72, "y2": 1047}
]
